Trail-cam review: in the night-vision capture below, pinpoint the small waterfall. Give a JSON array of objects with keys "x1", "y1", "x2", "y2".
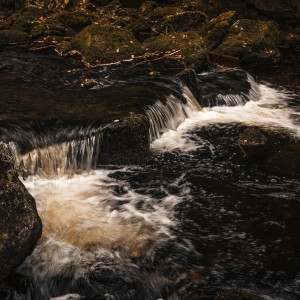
[
  {"x1": 146, "y1": 86, "x2": 201, "y2": 141},
  {"x1": 9, "y1": 132, "x2": 103, "y2": 177},
  {"x1": 215, "y1": 74, "x2": 261, "y2": 106}
]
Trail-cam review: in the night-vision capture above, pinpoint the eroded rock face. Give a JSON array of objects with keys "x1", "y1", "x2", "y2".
[
  {"x1": 0, "y1": 142, "x2": 42, "y2": 282},
  {"x1": 71, "y1": 24, "x2": 142, "y2": 65},
  {"x1": 99, "y1": 114, "x2": 150, "y2": 164},
  {"x1": 212, "y1": 19, "x2": 280, "y2": 66}
]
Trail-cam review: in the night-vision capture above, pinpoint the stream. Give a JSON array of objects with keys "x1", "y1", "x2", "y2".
[{"x1": 0, "y1": 50, "x2": 300, "y2": 300}]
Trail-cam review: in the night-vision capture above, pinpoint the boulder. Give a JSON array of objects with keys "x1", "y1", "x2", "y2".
[
  {"x1": 0, "y1": 29, "x2": 30, "y2": 46},
  {"x1": 139, "y1": 1, "x2": 158, "y2": 15},
  {"x1": 0, "y1": 142, "x2": 42, "y2": 282},
  {"x1": 143, "y1": 31, "x2": 210, "y2": 70},
  {"x1": 148, "y1": 7, "x2": 207, "y2": 33},
  {"x1": 71, "y1": 24, "x2": 142, "y2": 65},
  {"x1": 198, "y1": 10, "x2": 237, "y2": 50},
  {"x1": 246, "y1": 0, "x2": 300, "y2": 23},
  {"x1": 99, "y1": 114, "x2": 150, "y2": 164},
  {"x1": 177, "y1": 0, "x2": 215, "y2": 17},
  {"x1": 212, "y1": 19, "x2": 280, "y2": 66},
  {"x1": 57, "y1": 11, "x2": 92, "y2": 31}
]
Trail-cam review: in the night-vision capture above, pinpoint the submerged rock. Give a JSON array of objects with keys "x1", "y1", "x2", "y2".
[
  {"x1": 99, "y1": 114, "x2": 150, "y2": 164},
  {"x1": 71, "y1": 24, "x2": 142, "y2": 65},
  {"x1": 143, "y1": 31, "x2": 210, "y2": 70},
  {"x1": 212, "y1": 19, "x2": 280, "y2": 66},
  {"x1": 0, "y1": 142, "x2": 42, "y2": 282}
]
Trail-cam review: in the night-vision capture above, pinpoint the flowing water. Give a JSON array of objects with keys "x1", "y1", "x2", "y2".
[{"x1": 1, "y1": 52, "x2": 300, "y2": 300}]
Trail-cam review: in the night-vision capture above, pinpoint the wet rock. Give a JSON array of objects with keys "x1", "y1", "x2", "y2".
[
  {"x1": 99, "y1": 114, "x2": 150, "y2": 164},
  {"x1": 0, "y1": 29, "x2": 30, "y2": 46},
  {"x1": 214, "y1": 288, "x2": 263, "y2": 300},
  {"x1": 0, "y1": 142, "x2": 42, "y2": 282},
  {"x1": 57, "y1": 11, "x2": 92, "y2": 31},
  {"x1": 198, "y1": 11, "x2": 237, "y2": 50},
  {"x1": 236, "y1": 127, "x2": 268, "y2": 158},
  {"x1": 71, "y1": 24, "x2": 142, "y2": 65},
  {"x1": 212, "y1": 19, "x2": 280, "y2": 67},
  {"x1": 143, "y1": 31, "x2": 210, "y2": 70},
  {"x1": 208, "y1": 0, "x2": 247, "y2": 18}
]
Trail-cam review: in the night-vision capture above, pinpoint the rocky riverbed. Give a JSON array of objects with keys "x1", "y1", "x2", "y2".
[{"x1": 0, "y1": 1, "x2": 299, "y2": 299}]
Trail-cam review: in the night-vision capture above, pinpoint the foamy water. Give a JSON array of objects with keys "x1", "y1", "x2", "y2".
[{"x1": 152, "y1": 84, "x2": 299, "y2": 152}]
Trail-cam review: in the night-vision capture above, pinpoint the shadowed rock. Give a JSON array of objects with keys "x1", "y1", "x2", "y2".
[{"x1": 0, "y1": 142, "x2": 42, "y2": 282}]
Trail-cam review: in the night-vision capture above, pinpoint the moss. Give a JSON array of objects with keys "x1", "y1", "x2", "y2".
[
  {"x1": 71, "y1": 24, "x2": 142, "y2": 64},
  {"x1": 212, "y1": 19, "x2": 280, "y2": 65},
  {"x1": 198, "y1": 10, "x2": 237, "y2": 50},
  {"x1": 143, "y1": 31, "x2": 210, "y2": 69}
]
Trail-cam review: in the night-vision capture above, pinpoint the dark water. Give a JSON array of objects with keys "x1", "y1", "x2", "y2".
[{"x1": 0, "y1": 50, "x2": 299, "y2": 300}]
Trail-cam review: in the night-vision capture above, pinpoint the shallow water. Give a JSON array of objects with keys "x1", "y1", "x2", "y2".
[{"x1": 1, "y1": 51, "x2": 300, "y2": 299}]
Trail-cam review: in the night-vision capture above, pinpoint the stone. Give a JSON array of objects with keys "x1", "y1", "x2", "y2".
[
  {"x1": 246, "y1": 0, "x2": 300, "y2": 23},
  {"x1": 0, "y1": 142, "x2": 42, "y2": 282},
  {"x1": 198, "y1": 10, "x2": 237, "y2": 50},
  {"x1": 57, "y1": 11, "x2": 92, "y2": 31},
  {"x1": 99, "y1": 114, "x2": 150, "y2": 164},
  {"x1": 71, "y1": 24, "x2": 142, "y2": 65},
  {"x1": 148, "y1": 7, "x2": 207, "y2": 33},
  {"x1": 212, "y1": 19, "x2": 280, "y2": 66},
  {"x1": 143, "y1": 31, "x2": 210, "y2": 70},
  {"x1": 0, "y1": 29, "x2": 30, "y2": 46},
  {"x1": 139, "y1": 1, "x2": 158, "y2": 15},
  {"x1": 177, "y1": 0, "x2": 215, "y2": 17}
]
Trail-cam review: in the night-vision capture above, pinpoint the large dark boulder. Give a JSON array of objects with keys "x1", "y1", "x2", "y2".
[
  {"x1": 0, "y1": 142, "x2": 42, "y2": 282},
  {"x1": 211, "y1": 19, "x2": 280, "y2": 67},
  {"x1": 99, "y1": 114, "x2": 150, "y2": 164}
]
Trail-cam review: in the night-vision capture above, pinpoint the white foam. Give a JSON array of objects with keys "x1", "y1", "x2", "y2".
[{"x1": 152, "y1": 84, "x2": 299, "y2": 152}]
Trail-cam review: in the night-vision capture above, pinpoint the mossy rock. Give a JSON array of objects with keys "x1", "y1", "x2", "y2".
[
  {"x1": 212, "y1": 19, "x2": 280, "y2": 66},
  {"x1": 57, "y1": 11, "x2": 92, "y2": 31},
  {"x1": 31, "y1": 23, "x2": 66, "y2": 38},
  {"x1": 71, "y1": 24, "x2": 142, "y2": 64},
  {"x1": 215, "y1": 289, "x2": 263, "y2": 300},
  {"x1": 0, "y1": 29, "x2": 31, "y2": 46},
  {"x1": 139, "y1": 1, "x2": 158, "y2": 15},
  {"x1": 148, "y1": 7, "x2": 207, "y2": 33},
  {"x1": 199, "y1": 10, "x2": 237, "y2": 50},
  {"x1": 177, "y1": 0, "x2": 216, "y2": 17},
  {"x1": 143, "y1": 31, "x2": 210, "y2": 70},
  {"x1": 112, "y1": 8, "x2": 151, "y2": 42}
]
